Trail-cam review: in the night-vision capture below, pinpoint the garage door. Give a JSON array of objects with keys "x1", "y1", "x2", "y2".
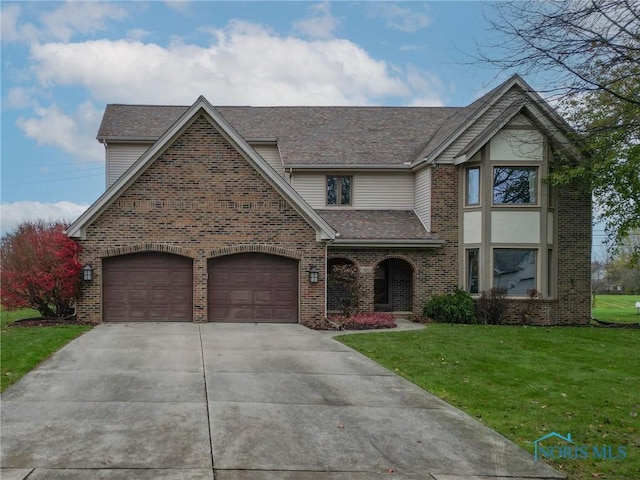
[
  {"x1": 208, "y1": 253, "x2": 298, "y2": 323},
  {"x1": 103, "y1": 253, "x2": 193, "y2": 322}
]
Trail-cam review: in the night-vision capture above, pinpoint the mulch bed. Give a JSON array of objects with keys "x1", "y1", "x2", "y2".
[
  {"x1": 9, "y1": 316, "x2": 93, "y2": 327},
  {"x1": 592, "y1": 318, "x2": 640, "y2": 329}
]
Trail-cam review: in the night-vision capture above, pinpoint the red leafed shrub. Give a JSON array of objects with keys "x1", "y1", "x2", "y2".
[
  {"x1": 339, "y1": 312, "x2": 397, "y2": 330},
  {"x1": 1, "y1": 221, "x2": 82, "y2": 317}
]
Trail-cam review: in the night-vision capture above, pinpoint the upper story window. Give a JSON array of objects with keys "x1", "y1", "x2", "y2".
[
  {"x1": 465, "y1": 167, "x2": 480, "y2": 206},
  {"x1": 327, "y1": 175, "x2": 352, "y2": 206},
  {"x1": 493, "y1": 166, "x2": 538, "y2": 205}
]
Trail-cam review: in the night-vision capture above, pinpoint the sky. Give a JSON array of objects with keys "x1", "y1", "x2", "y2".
[{"x1": 0, "y1": 1, "x2": 606, "y2": 253}]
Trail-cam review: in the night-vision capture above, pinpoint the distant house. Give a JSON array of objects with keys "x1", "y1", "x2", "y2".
[{"x1": 67, "y1": 75, "x2": 591, "y2": 325}]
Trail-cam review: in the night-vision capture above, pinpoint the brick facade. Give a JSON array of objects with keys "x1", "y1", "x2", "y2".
[{"x1": 76, "y1": 114, "x2": 326, "y2": 325}]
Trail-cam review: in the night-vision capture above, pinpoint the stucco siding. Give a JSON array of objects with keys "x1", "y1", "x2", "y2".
[
  {"x1": 463, "y1": 211, "x2": 482, "y2": 244},
  {"x1": 490, "y1": 130, "x2": 544, "y2": 161},
  {"x1": 491, "y1": 211, "x2": 540, "y2": 243}
]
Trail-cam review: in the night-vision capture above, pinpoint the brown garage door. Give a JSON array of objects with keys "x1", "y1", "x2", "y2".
[
  {"x1": 103, "y1": 253, "x2": 193, "y2": 322},
  {"x1": 208, "y1": 253, "x2": 298, "y2": 323}
]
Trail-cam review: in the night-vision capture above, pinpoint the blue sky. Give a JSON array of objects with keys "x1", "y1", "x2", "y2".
[{"x1": 0, "y1": 1, "x2": 605, "y2": 252}]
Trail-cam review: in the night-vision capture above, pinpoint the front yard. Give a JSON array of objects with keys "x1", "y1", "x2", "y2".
[
  {"x1": 593, "y1": 295, "x2": 640, "y2": 324},
  {"x1": 337, "y1": 324, "x2": 639, "y2": 480},
  {"x1": 1, "y1": 308, "x2": 92, "y2": 392}
]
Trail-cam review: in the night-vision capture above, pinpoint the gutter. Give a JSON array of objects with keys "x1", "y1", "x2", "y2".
[{"x1": 329, "y1": 238, "x2": 445, "y2": 248}]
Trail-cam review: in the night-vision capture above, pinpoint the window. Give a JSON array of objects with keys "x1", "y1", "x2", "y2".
[
  {"x1": 465, "y1": 167, "x2": 480, "y2": 206},
  {"x1": 466, "y1": 248, "x2": 479, "y2": 293},
  {"x1": 327, "y1": 175, "x2": 352, "y2": 206},
  {"x1": 493, "y1": 249, "x2": 536, "y2": 295},
  {"x1": 493, "y1": 167, "x2": 537, "y2": 204}
]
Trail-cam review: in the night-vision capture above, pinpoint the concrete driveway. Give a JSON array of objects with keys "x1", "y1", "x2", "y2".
[{"x1": 1, "y1": 323, "x2": 562, "y2": 480}]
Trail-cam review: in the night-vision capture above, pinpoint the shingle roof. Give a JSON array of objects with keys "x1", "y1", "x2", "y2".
[
  {"x1": 317, "y1": 210, "x2": 439, "y2": 241},
  {"x1": 98, "y1": 105, "x2": 463, "y2": 166}
]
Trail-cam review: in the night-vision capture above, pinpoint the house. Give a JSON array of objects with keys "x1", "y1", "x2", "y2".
[{"x1": 67, "y1": 75, "x2": 591, "y2": 325}]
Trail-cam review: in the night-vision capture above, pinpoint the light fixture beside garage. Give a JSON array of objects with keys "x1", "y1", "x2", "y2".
[
  {"x1": 82, "y1": 263, "x2": 94, "y2": 282},
  {"x1": 307, "y1": 265, "x2": 320, "y2": 284}
]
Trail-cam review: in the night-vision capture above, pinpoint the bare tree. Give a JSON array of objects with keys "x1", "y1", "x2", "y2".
[
  {"x1": 479, "y1": 1, "x2": 640, "y2": 261},
  {"x1": 479, "y1": 1, "x2": 639, "y2": 105}
]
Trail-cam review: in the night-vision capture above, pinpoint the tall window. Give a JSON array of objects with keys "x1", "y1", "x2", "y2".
[
  {"x1": 327, "y1": 176, "x2": 352, "y2": 206},
  {"x1": 466, "y1": 167, "x2": 480, "y2": 206},
  {"x1": 493, "y1": 167, "x2": 537, "y2": 204},
  {"x1": 466, "y1": 248, "x2": 479, "y2": 293},
  {"x1": 493, "y1": 248, "x2": 536, "y2": 295}
]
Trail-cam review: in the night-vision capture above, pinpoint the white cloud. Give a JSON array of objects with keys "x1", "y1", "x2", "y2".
[
  {"x1": 1, "y1": 3, "x2": 21, "y2": 42},
  {"x1": 404, "y1": 67, "x2": 445, "y2": 106},
  {"x1": 368, "y1": 4, "x2": 431, "y2": 33},
  {"x1": 5, "y1": 87, "x2": 37, "y2": 109},
  {"x1": 127, "y1": 28, "x2": 150, "y2": 41},
  {"x1": 0, "y1": 201, "x2": 89, "y2": 235},
  {"x1": 2, "y1": 1, "x2": 127, "y2": 44},
  {"x1": 28, "y1": 21, "x2": 416, "y2": 106},
  {"x1": 293, "y1": 2, "x2": 340, "y2": 40},
  {"x1": 16, "y1": 102, "x2": 103, "y2": 162},
  {"x1": 164, "y1": 1, "x2": 192, "y2": 14}
]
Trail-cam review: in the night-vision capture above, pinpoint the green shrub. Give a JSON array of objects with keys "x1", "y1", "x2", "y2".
[{"x1": 423, "y1": 288, "x2": 477, "y2": 324}]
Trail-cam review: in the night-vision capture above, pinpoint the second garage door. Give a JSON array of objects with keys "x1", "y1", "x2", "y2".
[
  {"x1": 103, "y1": 253, "x2": 193, "y2": 322},
  {"x1": 208, "y1": 253, "x2": 298, "y2": 323}
]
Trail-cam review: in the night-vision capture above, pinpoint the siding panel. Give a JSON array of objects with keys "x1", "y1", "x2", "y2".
[
  {"x1": 414, "y1": 167, "x2": 431, "y2": 231},
  {"x1": 291, "y1": 173, "x2": 326, "y2": 208},
  {"x1": 253, "y1": 144, "x2": 286, "y2": 179},
  {"x1": 354, "y1": 173, "x2": 414, "y2": 209},
  {"x1": 107, "y1": 143, "x2": 151, "y2": 187}
]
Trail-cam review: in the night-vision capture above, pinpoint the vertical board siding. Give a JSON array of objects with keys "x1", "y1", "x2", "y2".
[
  {"x1": 107, "y1": 143, "x2": 152, "y2": 187},
  {"x1": 414, "y1": 167, "x2": 431, "y2": 231},
  {"x1": 353, "y1": 172, "x2": 414, "y2": 209}
]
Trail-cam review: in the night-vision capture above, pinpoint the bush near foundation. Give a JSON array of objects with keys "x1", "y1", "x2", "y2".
[{"x1": 423, "y1": 288, "x2": 477, "y2": 324}]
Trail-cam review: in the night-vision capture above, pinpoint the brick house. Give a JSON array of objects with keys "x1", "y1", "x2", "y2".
[{"x1": 67, "y1": 75, "x2": 591, "y2": 325}]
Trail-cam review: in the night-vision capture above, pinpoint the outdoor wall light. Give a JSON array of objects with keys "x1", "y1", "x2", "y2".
[
  {"x1": 82, "y1": 263, "x2": 94, "y2": 282},
  {"x1": 307, "y1": 265, "x2": 320, "y2": 283}
]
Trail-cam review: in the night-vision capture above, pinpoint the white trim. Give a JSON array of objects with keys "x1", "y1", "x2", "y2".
[
  {"x1": 418, "y1": 75, "x2": 578, "y2": 167},
  {"x1": 67, "y1": 96, "x2": 336, "y2": 241}
]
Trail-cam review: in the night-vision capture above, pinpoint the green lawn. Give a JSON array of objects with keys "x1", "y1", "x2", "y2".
[
  {"x1": 593, "y1": 295, "x2": 640, "y2": 324},
  {"x1": 1, "y1": 308, "x2": 92, "y2": 392},
  {"x1": 337, "y1": 325, "x2": 639, "y2": 480}
]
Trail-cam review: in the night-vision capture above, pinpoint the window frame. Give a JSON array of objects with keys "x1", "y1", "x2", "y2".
[
  {"x1": 326, "y1": 175, "x2": 353, "y2": 207},
  {"x1": 465, "y1": 166, "x2": 481, "y2": 206},
  {"x1": 492, "y1": 247, "x2": 538, "y2": 296},
  {"x1": 492, "y1": 166, "x2": 539, "y2": 206},
  {"x1": 466, "y1": 248, "x2": 480, "y2": 294}
]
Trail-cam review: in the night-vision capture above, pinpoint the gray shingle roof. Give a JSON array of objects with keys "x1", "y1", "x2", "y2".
[
  {"x1": 98, "y1": 105, "x2": 464, "y2": 166},
  {"x1": 317, "y1": 210, "x2": 439, "y2": 241}
]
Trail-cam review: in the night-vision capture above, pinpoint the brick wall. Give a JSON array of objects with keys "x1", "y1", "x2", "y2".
[
  {"x1": 76, "y1": 113, "x2": 326, "y2": 325},
  {"x1": 555, "y1": 184, "x2": 592, "y2": 325}
]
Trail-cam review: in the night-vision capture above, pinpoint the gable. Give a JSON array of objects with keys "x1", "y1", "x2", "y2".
[
  {"x1": 68, "y1": 97, "x2": 335, "y2": 241},
  {"x1": 87, "y1": 115, "x2": 320, "y2": 242}
]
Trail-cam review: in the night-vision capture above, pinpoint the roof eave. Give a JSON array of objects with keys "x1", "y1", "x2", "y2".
[
  {"x1": 287, "y1": 163, "x2": 411, "y2": 172},
  {"x1": 68, "y1": 96, "x2": 337, "y2": 241},
  {"x1": 329, "y1": 238, "x2": 444, "y2": 248}
]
